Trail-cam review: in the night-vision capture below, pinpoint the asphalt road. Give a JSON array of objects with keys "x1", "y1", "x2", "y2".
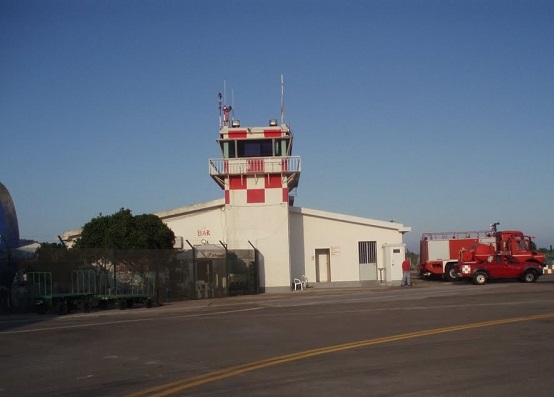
[{"x1": 2, "y1": 276, "x2": 554, "y2": 397}]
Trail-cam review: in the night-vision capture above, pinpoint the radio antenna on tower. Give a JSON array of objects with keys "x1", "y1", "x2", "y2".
[
  {"x1": 280, "y1": 74, "x2": 285, "y2": 125},
  {"x1": 220, "y1": 80, "x2": 233, "y2": 127},
  {"x1": 218, "y1": 92, "x2": 222, "y2": 128},
  {"x1": 232, "y1": 89, "x2": 235, "y2": 120}
]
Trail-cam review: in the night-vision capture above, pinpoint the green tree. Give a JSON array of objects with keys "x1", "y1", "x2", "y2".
[
  {"x1": 73, "y1": 208, "x2": 175, "y2": 274},
  {"x1": 29, "y1": 242, "x2": 83, "y2": 289},
  {"x1": 539, "y1": 247, "x2": 553, "y2": 263},
  {"x1": 74, "y1": 208, "x2": 175, "y2": 250},
  {"x1": 35, "y1": 242, "x2": 67, "y2": 261}
]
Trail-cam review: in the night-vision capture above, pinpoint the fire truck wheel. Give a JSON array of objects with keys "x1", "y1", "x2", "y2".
[
  {"x1": 473, "y1": 272, "x2": 487, "y2": 285},
  {"x1": 445, "y1": 264, "x2": 457, "y2": 282},
  {"x1": 522, "y1": 271, "x2": 537, "y2": 283}
]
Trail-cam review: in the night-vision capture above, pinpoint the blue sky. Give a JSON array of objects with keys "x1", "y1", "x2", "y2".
[{"x1": 2, "y1": 0, "x2": 553, "y2": 252}]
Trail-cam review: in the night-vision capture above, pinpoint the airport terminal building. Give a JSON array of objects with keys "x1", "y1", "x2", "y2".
[{"x1": 62, "y1": 110, "x2": 410, "y2": 292}]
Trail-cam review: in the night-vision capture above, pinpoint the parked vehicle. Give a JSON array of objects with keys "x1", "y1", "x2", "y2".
[
  {"x1": 456, "y1": 255, "x2": 543, "y2": 285},
  {"x1": 419, "y1": 229, "x2": 495, "y2": 281},
  {"x1": 454, "y1": 224, "x2": 546, "y2": 285}
]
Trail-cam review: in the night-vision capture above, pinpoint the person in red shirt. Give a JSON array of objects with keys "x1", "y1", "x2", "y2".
[{"x1": 401, "y1": 259, "x2": 411, "y2": 286}]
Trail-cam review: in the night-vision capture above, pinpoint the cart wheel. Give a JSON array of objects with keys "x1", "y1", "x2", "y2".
[
  {"x1": 58, "y1": 301, "x2": 68, "y2": 315},
  {"x1": 36, "y1": 302, "x2": 48, "y2": 315}
]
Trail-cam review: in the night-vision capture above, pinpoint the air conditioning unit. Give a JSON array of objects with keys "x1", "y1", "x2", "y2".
[{"x1": 173, "y1": 236, "x2": 183, "y2": 249}]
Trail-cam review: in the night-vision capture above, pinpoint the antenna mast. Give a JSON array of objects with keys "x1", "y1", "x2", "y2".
[
  {"x1": 221, "y1": 80, "x2": 232, "y2": 127},
  {"x1": 232, "y1": 89, "x2": 235, "y2": 121},
  {"x1": 280, "y1": 74, "x2": 285, "y2": 125},
  {"x1": 218, "y1": 92, "x2": 222, "y2": 128}
]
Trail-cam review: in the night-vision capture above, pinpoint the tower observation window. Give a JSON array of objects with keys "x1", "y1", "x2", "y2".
[
  {"x1": 237, "y1": 140, "x2": 273, "y2": 158},
  {"x1": 220, "y1": 138, "x2": 290, "y2": 158},
  {"x1": 274, "y1": 139, "x2": 289, "y2": 156},
  {"x1": 221, "y1": 141, "x2": 236, "y2": 159}
]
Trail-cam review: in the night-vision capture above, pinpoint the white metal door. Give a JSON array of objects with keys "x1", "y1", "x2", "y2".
[
  {"x1": 315, "y1": 249, "x2": 330, "y2": 282},
  {"x1": 383, "y1": 244, "x2": 406, "y2": 282}
]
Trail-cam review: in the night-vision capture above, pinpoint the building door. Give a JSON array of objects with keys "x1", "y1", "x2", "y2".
[
  {"x1": 196, "y1": 259, "x2": 212, "y2": 283},
  {"x1": 195, "y1": 259, "x2": 213, "y2": 299},
  {"x1": 383, "y1": 244, "x2": 405, "y2": 282},
  {"x1": 359, "y1": 241, "x2": 377, "y2": 281},
  {"x1": 315, "y1": 249, "x2": 331, "y2": 282}
]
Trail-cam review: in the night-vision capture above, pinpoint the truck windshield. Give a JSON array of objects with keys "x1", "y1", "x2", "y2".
[{"x1": 515, "y1": 238, "x2": 530, "y2": 251}]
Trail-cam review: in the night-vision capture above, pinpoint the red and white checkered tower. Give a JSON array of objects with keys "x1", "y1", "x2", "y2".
[{"x1": 209, "y1": 89, "x2": 301, "y2": 290}]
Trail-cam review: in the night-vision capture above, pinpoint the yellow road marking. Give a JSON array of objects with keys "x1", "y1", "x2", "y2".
[{"x1": 123, "y1": 312, "x2": 554, "y2": 397}]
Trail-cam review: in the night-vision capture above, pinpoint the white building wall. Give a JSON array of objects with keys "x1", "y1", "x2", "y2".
[
  {"x1": 225, "y1": 203, "x2": 290, "y2": 291},
  {"x1": 156, "y1": 199, "x2": 226, "y2": 247},
  {"x1": 154, "y1": 201, "x2": 410, "y2": 288},
  {"x1": 156, "y1": 198, "x2": 292, "y2": 291},
  {"x1": 290, "y1": 207, "x2": 407, "y2": 284},
  {"x1": 62, "y1": 200, "x2": 410, "y2": 290}
]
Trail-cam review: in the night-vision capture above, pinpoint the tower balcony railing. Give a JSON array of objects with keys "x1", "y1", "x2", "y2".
[{"x1": 209, "y1": 156, "x2": 301, "y2": 176}]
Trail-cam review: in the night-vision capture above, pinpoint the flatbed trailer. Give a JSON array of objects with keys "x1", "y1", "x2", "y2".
[
  {"x1": 27, "y1": 270, "x2": 155, "y2": 314},
  {"x1": 96, "y1": 273, "x2": 155, "y2": 310},
  {"x1": 28, "y1": 271, "x2": 96, "y2": 314}
]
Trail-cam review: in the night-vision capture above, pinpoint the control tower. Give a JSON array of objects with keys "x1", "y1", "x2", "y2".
[{"x1": 209, "y1": 98, "x2": 301, "y2": 290}]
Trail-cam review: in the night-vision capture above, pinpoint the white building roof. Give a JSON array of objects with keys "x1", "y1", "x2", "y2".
[
  {"x1": 154, "y1": 198, "x2": 225, "y2": 220},
  {"x1": 61, "y1": 199, "x2": 410, "y2": 243},
  {"x1": 290, "y1": 206, "x2": 411, "y2": 234}
]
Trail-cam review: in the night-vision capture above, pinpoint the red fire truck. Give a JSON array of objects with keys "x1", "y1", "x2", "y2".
[
  {"x1": 419, "y1": 228, "x2": 496, "y2": 281},
  {"x1": 455, "y1": 229, "x2": 546, "y2": 285}
]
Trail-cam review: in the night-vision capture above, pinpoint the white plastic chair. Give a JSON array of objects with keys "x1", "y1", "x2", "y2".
[{"x1": 293, "y1": 278, "x2": 303, "y2": 291}]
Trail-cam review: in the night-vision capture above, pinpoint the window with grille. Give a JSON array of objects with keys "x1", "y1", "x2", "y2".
[{"x1": 358, "y1": 241, "x2": 377, "y2": 264}]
